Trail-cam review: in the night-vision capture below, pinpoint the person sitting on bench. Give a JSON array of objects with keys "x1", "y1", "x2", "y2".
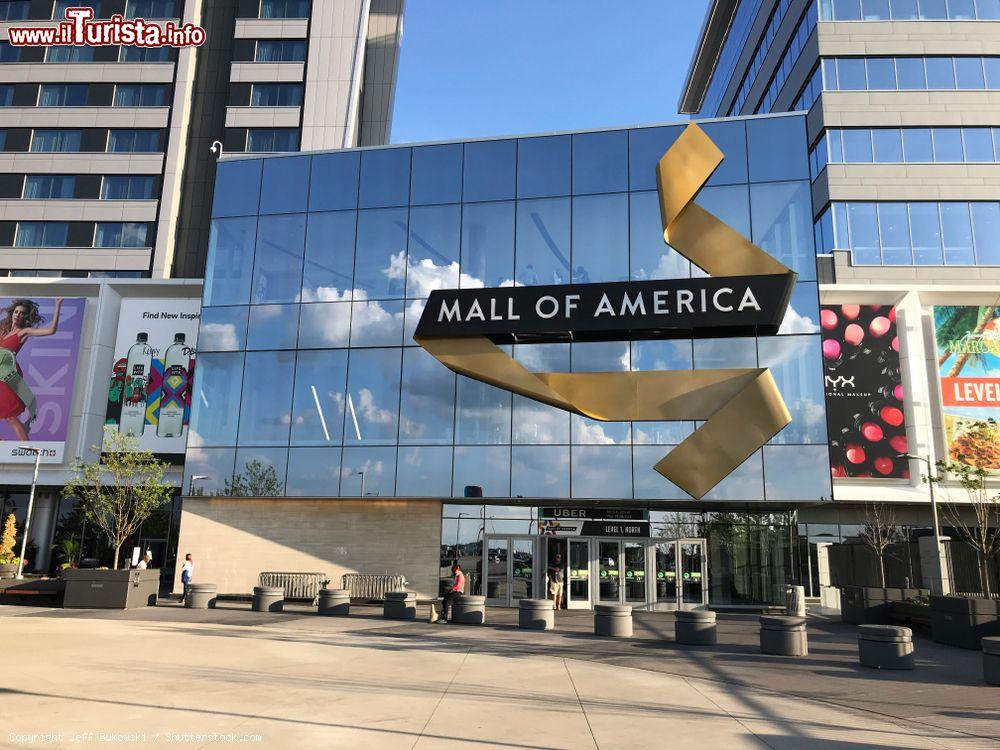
[{"x1": 439, "y1": 562, "x2": 466, "y2": 624}]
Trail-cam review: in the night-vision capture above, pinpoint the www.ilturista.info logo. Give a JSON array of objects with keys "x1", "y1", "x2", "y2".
[{"x1": 7, "y1": 7, "x2": 205, "y2": 49}]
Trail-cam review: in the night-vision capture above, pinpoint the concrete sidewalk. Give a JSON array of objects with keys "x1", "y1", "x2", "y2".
[{"x1": 0, "y1": 604, "x2": 997, "y2": 749}]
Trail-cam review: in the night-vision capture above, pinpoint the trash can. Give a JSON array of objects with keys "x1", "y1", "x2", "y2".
[
  {"x1": 185, "y1": 583, "x2": 217, "y2": 609},
  {"x1": 452, "y1": 595, "x2": 487, "y2": 625},
  {"x1": 519, "y1": 599, "x2": 555, "y2": 631},
  {"x1": 594, "y1": 604, "x2": 632, "y2": 637},
  {"x1": 675, "y1": 610, "x2": 717, "y2": 645},
  {"x1": 383, "y1": 591, "x2": 417, "y2": 620},
  {"x1": 318, "y1": 588, "x2": 351, "y2": 616},
  {"x1": 858, "y1": 624, "x2": 914, "y2": 670},
  {"x1": 252, "y1": 586, "x2": 284, "y2": 613},
  {"x1": 759, "y1": 615, "x2": 808, "y2": 656}
]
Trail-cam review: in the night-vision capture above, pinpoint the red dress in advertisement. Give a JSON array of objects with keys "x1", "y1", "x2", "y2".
[{"x1": 0, "y1": 331, "x2": 26, "y2": 418}]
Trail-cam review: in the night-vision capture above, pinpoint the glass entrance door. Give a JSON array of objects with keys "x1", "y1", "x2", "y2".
[
  {"x1": 623, "y1": 541, "x2": 647, "y2": 605},
  {"x1": 653, "y1": 540, "x2": 678, "y2": 610},
  {"x1": 566, "y1": 538, "x2": 590, "y2": 609},
  {"x1": 485, "y1": 537, "x2": 509, "y2": 607},
  {"x1": 596, "y1": 540, "x2": 621, "y2": 604},
  {"x1": 679, "y1": 539, "x2": 708, "y2": 609},
  {"x1": 485, "y1": 536, "x2": 537, "y2": 607},
  {"x1": 651, "y1": 538, "x2": 708, "y2": 610},
  {"x1": 511, "y1": 538, "x2": 535, "y2": 603}
]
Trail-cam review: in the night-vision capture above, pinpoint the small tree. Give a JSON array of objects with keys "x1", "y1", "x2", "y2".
[
  {"x1": 62, "y1": 427, "x2": 173, "y2": 570},
  {"x1": 0, "y1": 513, "x2": 18, "y2": 566},
  {"x1": 860, "y1": 503, "x2": 902, "y2": 587},
  {"x1": 222, "y1": 459, "x2": 284, "y2": 497}
]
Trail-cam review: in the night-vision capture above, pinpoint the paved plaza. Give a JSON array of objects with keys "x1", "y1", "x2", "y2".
[{"x1": 0, "y1": 603, "x2": 997, "y2": 749}]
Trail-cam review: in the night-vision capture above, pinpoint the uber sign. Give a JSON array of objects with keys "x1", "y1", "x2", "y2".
[{"x1": 414, "y1": 274, "x2": 795, "y2": 344}]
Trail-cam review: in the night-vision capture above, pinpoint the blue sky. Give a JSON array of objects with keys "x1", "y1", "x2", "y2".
[{"x1": 390, "y1": 1, "x2": 711, "y2": 144}]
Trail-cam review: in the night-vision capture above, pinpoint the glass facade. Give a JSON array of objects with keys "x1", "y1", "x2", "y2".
[
  {"x1": 190, "y1": 116, "x2": 831, "y2": 504},
  {"x1": 755, "y1": 4, "x2": 820, "y2": 113},
  {"x1": 821, "y1": 56, "x2": 1000, "y2": 91},
  {"x1": 819, "y1": 0, "x2": 1000, "y2": 20}
]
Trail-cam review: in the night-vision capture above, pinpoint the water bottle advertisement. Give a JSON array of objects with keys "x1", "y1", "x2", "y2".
[
  {"x1": 821, "y1": 304, "x2": 909, "y2": 480},
  {"x1": 104, "y1": 298, "x2": 200, "y2": 463}
]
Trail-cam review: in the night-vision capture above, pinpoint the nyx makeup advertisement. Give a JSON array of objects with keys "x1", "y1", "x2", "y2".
[{"x1": 821, "y1": 304, "x2": 909, "y2": 479}]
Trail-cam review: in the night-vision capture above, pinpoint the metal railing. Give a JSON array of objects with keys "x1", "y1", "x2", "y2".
[
  {"x1": 258, "y1": 572, "x2": 329, "y2": 602},
  {"x1": 341, "y1": 573, "x2": 406, "y2": 601}
]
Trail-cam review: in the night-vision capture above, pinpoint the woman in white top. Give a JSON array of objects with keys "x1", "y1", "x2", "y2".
[{"x1": 180, "y1": 553, "x2": 193, "y2": 602}]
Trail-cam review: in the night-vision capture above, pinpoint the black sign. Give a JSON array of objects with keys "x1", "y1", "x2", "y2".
[
  {"x1": 414, "y1": 275, "x2": 796, "y2": 344},
  {"x1": 581, "y1": 521, "x2": 650, "y2": 537},
  {"x1": 540, "y1": 507, "x2": 648, "y2": 521}
]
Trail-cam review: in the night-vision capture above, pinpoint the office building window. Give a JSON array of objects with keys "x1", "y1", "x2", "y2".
[
  {"x1": 250, "y1": 83, "x2": 304, "y2": 107},
  {"x1": 260, "y1": 0, "x2": 310, "y2": 17},
  {"x1": 0, "y1": 85, "x2": 13, "y2": 107},
  {"x1": 15, "y1": 222, "x2": 69, "y2": 247},
  {"x1": 38, "y1": 84, "x2": 88, "y2": 106},
  {"x1": 119, "y1": 46, "x2": 174, "y2": 62},
  {"x1": 30, "y1": 129, "x2": 83, "y2": 152},
  {"x1": 754, "y1": 4, "x2": 819, "y2": 113},
  {"x1": 254, "y1": 40, "x2": 307, "y2": 62},
  {"x1": 0, "y1": 42, "x2": 22, "y2": 62},
  {"x1": 821, "y1": 56, "x2": 1000, "y2": 91},
  {"x1": 107, "y1": 129, "x2": 163, "y2": 152},
  {"x1": 94, "y1": 222, "x2": 150, "y2": 247},
  {"x1": 114, "y1": 84, "x2": 169, "y2": 107},
  {"x1": 46, "y1": 46, "x2": 95, "y2": 62},
  {"x1": 23, "y1": 175, "x2": 76, "y2": 199},
  {"x1": 246, "y1": 128, "x2": 300, "y2": 152},
  {"x1": 0, "y1": 1, "x2": 30, "y2": 20},
  {"x1": 54, "y1": 0, "x2": 102, "y2": 15},
  {"x1": 125, "y1": 0, "x2": 177, "y2": 18},
  {"x1": 101, "y1": 175, "x2": 156, "y2": 199},
  {"x1": 819, "y1": 0, "x2": 1000, "y2": 19}
]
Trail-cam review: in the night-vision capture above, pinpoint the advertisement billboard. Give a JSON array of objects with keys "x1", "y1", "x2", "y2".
[
  {"x1": 0, "y1": 297, "x2": 85, "y2": 464},
  {"x1": 105, "y1": 299, "x2": 200, "y2": 462},
  {"x1": 933, "y1": 305, "x2": 1000, "y2": 472},
  {"x1": 822, "y1": 304, "x2": 909, "y2": 479}
]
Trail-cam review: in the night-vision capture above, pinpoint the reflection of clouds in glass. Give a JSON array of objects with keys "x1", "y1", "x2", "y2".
[
  {"x1": 764, "y1": 445, "x2": 831, "y2": 501},
  {"x1": 511, "y1": 446, "x2": 569, "y2": 498},
  {"x1": 572, "y1": 446, "x2": 632, "y2": 499},
  {"x1": 778, "y1": 303, "x2": 818, "y2": 334},
  {"x1": 351, "y1": 299, "x2": 403, "y2": 345},
  {"x1": 200, "y1": 323, "x2": 238, "y2": 350},
  {"x1": 302, "y1": 286, "x2": 352, "y2": 303},
  {"x1": 513, "y1": 399, "x2": 569, "y2": 443},
  {"x1": 352, "y1": 387, "x2": 393, "y2": 426},
  {"x1": 631, "y1": 248, "x2": 689, "y2": 282},
  {"x1": 573, "y1": 416, "x2": 630, "y2": 445}
]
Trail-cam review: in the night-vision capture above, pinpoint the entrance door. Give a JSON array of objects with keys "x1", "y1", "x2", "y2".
[
  {"x1": 623, "y1": 540, "x2": 648, "y2": 606},
  {"x1": 485, "y1": 536, "x2": 537, "y2": 607},
  {"x1": 653, "y1": 540, "x2": 678, "y2": 611},
  {"x1": 679, "y1": 539, "x2": 708, "y2": 609},
  {"x1": 596, "y1": 540, "x2": 622, "y2": 605},
  {"x1": 566, "y1": 538, "x2": 590, "y2": 609},
  {"x1": 485, "y1": 537, "x2": 509, "y2": 606},
  {"x1": 511, "y1": 537, "x2": 535, "y2": 603},
  {"x1": 651, "y1": 538, "x2": 708, "y2": 610}
]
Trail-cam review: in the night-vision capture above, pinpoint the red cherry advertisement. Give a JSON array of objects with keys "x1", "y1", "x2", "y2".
[{"x1": 821, "y1": 304, "x2": 909, "y2": 479}]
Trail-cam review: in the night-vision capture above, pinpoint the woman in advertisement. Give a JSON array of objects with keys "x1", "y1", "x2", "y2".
[{"x1": 0, "y1": 298, "x2": 62, "y2": 440}]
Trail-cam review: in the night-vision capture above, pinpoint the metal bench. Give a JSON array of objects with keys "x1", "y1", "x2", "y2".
[
  {"x1": 258, "y1": 572, "x2": 329, "y2": 604},
  {"x1": 341, "y1": 573, "x2": 407, "y2": 602}
]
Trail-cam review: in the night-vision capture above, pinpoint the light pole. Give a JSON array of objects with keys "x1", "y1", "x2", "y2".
[
  {"x1": 900, "y1": 452, "x2": 947, "y2": 591},
  {"x1": 188, "y1": 474, "x2": 210, "y2": 495},
  {"x1": 357, "y1": 470, "x2": 365, "y2": 498},
  {"x1": 16, "y1": 446, "x2": 41, "y2": 579}
]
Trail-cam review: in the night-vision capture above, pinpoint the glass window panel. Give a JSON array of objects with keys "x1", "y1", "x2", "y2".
[
  {"x1": 237, "y1": 351, "x2": 294, "y2": 445},
  {"x1": 750, "y1": 180, "x2": 815, "y2": 281},
  {"x1": 259, "y1": 155, "x2": 309, "y2": 215},
  {"x1": 955, "y1": 57, "x2": 986, "y2": 89},
  {"x1": 836, "y1": 58, "x2": 868, "y2": 90},
  {"x1": 963, "y1": 128, "x2": 995, "y2": 162},
  {"x1": 308, "y1": 151, "x2": 359, "y2": 212},
  {"x1": 460, "y1": 201, "x2": 515, "y2": 289},
  {"x1": 572, "y1": 130, "x2": 628, "y2": 194},
  {"x1": 184, "y1": 448, "x2": 235, "y2": 497},
  {"x1": 212, "y1": 159, "x2": 261, "y2": 218},
  {"x1": 704, "y1": 449, "x2": 764, "y2": 501},
  {"x1": 940, "y1": 202, "x2": 975, "y2": 264},
  {"x1": 822, "y1": 58, "x2": 839, "y2": 90},
  {"x1": 633, "y1": 445, "x2": 689, "y2": 500},
  {"x1": 971, "y1": 202, "x2": 1000, "y2": 264},
  {"x1": 977, "y1": 0, "x2": 1000, "y2": 19},
  {"x1": 359, "y1": 147, "x2": 410, "y2": 208},
  {"x1": 354, "y1": 208, "x2": 407, "y2": 299},
  {"x1": 198, "y1": 306, "x2": 247, "y2": 352},
  {"x1": 511, "y1": 446, "x2": 569, "y2": 499},
  {"x1": 517, "y1": 135, "x2": 571, "y2": 198},
  {"x1": 205, "y1": 217, "x2": 256, "y2": 306},
  {"x1": 571, "y1": 193, "x2": 628, "y2": 284},
  {"x1": 747, "y1": 116, "x2": 808, "y2": 182},
  {"x1": 930, "y1": 127, "x2": 961, "y2": 164},
  {"x1": 453, "y1": 447, "x2": 511, "y2": 498},
  {"x1": 866, "y1": 58, "x2": 897, "y2": 90},
  {"x1": 251, "y1": 213, "x2": 305, "y2": 304},
  {"x1": 701, "y1": 120, "x2": 748, "y2": 186},
  {"x1": 909, "y1": 202, "x2": 943, "y2": 265},
  {"x1": 695, "y1": 337, "x2": 757, "y2": 368},
  {"x1": 696, "y1": 184, "x2": 751, "y2": 242},
  {"x1": 302, "y1": 211, "x2": 355, "y2": 303},
  {"x1": 572, "y1": 416, "x2": 631, "y2": 445},
  {"x1": 985, "y1": 58, "x2": 1000, "y2": 88},
  {"x1": 628, "y1": 125, "x2": 684, "y2": 191},
  {"x1": 463, "y1": 139, "x2": 516, "y2": 202},
  {"x1": 403, "y1": 298, "x2": 424, "y2": 345},
  {"x1": 779, "y1": 282, "x2": 821, "y2": 335},
  {"x1": 188, "y1": 352, "x2": 244, "y2": 447},
  {"x1": 399, "y1": 347, "x2": 455, "y2": 445},
  {"x1": 247, "y1": 303, "x2": 298, "y2": 350},
  {"x1": 396, "y1": 447, "x2": 453, "y2": 497},
  {"x1": 758, "y1": 336, "x2": 827, "y2": 444},
  {"x1": 298, "y1": 302, "x2": 351, "y2": 348},
  {"x1": 571, "y1": 446, "x2": 632, "y2": 499},
  {"x1": 827, "y1": 129, "x2": 845, "y2": 162},
  {"x1": 877, "y1": 203, "x2": 912, "y2": 264},
  {"x1": 410, "y1": 144, "x2": 462, "y2": 205},
  {"x1": 902, "y1": 128, "x2": 933, "y2": 162},
  {"x1": 861, "y1": 0, "x2": 891, "y2": 17},
  {"x1": 843, "y1": 129, "x2": 874, "y2": 162},
  {"x1": 340, "y1": 447, "x2": 396, "y2": 497},
  {"x1": 832, "y1": 203, "x2": 850, "y2": 250},
  {"x1": 833, "y1": 0, "x2": 863, "y2": 18},
  {"x1": 891, "y1": 0, "x2": 919, "y2": 19},
  {"x1": 846, "y1": 203, "x2": 881, "y2": 264},
  {"x1": 895, "y1": 57, "x2": 926, "y2": 89},
  {"x1": 344, "y1": 348, "x2": 401, "y2": 445},
  {"x1": 515, "y1": 197, "x2": 571, "y2": 286},
  {"x1": 290, "y1": 349, "x2": 348, "y2": 446},
  {"x1": 629, "y1": 191, "x2": 689, "y2": 281},
  {"x1": 456, "y1": 347, "x2": 512, "y2": 445},
  {"x1": 630, "y1": 340, "x2": 695, "y2": 445},
  {"x1": 512, "y1": 343, "x2": 569, "y2": 444},
  {"x1": 919, "y1": 0, "x2": 948, "y2": 17},
  {"x1": 231, "y1": 448, "x2": 287, "y2": 496},
  {"x1": 571, "y1": 341, "x2": 630, "y2": 445},
  {"x1": 286, "y1": 447, "x2": 341, "y2": 497},
  {"x1": 925, "y1": 57, "x2": 956, "y2": 89},
  {"x1": 872, "y1": 129, "x2": 903, "y2": 162},
  {"x1": 349, "y1": 299, "x2": 404, "y2": 347},
  {"x1": 948, "y1": 0, "x2": 976, "y2": 18},
  {"x1": 764, "y1": 446, "x2": 832, "y2": 501},
  {"x1": 407, "y1": 204, "x2": 461, "y2": 298}
]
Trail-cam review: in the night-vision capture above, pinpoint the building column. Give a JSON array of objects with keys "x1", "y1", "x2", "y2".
[
  {"x1": 27, "y1": 490, "x2": 59, "y2": 572},
  {"x1": 918, "y1": 535, "x2": 952, "y2": 596}
]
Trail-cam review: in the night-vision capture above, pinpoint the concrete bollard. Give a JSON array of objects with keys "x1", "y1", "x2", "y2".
[
  {"x1": 185, "y1": 583, "x2": 217, "y2": 609},
  {"x1": 518, "y1": 598, "x2": 555, "y2": 631},
  {"x1": 982, "y1": 637, "x2": 1000, "y2": 686},
  {"x1": 594, "y1": 604, "x2": 632, "y2": 637},
  {"x1": 317, "y1": 588, "x2": 351, "y2": 616},
  {"x1": 675, "y1": 610, "x2": 717, "y2": 645},
  {"x1": 786, "y1": 585, "x2": 806, "y2": 617},
  {"x1": 760, "y1": 615, "x2": 808, "y2": 656},
  {"x1": 858, "y1": 624, "x2": 914, "y2": 670},
  {"x1": 252, "y1": 586, "x2": 285, "y2": 613},
  {"x1": 452, "y1": 595, "x2": 487, "y2": 625},
  {"x1": 383, "y1": 591, "x2": 417, "y2": 620}
]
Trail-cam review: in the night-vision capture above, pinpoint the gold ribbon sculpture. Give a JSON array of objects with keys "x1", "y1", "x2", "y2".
[{"x1": 416, "y1": 124, "x2": 793, "y2": 499}]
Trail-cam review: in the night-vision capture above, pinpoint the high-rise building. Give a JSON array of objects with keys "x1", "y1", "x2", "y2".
[
  {"x1": 681, "y1": 0, "x2": 1000, "y2": 593},
  {"x1": 0, "y1": 0, "x2": 403, "y2": 281}
]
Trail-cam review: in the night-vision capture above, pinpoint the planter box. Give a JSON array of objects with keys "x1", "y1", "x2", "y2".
[
  {"x1": 930, "y1": 595, "x2": 1000, "y2": 650},
  {"x1": 841, "y1": 586, "x2": 927, "y2": 625},
  {"x1": 887, "y1": 600, "x2": 931, "y2": 627},
  {"x1": 62, "y1": 569, "x2": 160, "y2": 609}
]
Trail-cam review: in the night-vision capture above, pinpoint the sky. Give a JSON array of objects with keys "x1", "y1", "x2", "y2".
[{"x1": 390, "y1": 0, "x2": 711, "y2": 144}]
